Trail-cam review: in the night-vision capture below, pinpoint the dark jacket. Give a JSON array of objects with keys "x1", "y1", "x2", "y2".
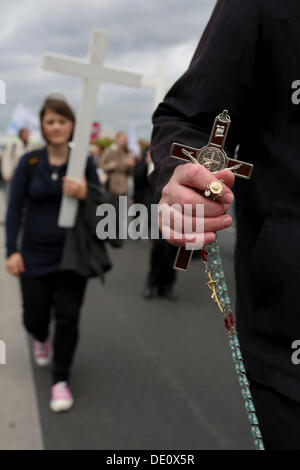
[
  {"x1": 150, "y1": 0, "x2": 300, "y2": 403},
  {"x1": 6, "y1": 147, "x2": 101, "y2": 278},
  {"x1": 133, "y1": 147, "x2": 153, "y2": 207},
  {"x1": 60, "y1": 183, "x2": 112, "y2": 283}
]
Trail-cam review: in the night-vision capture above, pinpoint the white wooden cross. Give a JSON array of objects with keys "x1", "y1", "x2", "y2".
[
  {"x1": 43, "y1": 29, "x2": 142, "y2": 227},
  {"x1": 141, "y1": 63, "x2": 174, "y2": 110}
]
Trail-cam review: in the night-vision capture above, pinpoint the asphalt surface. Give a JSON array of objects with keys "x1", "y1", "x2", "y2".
[{"x1": 30, "y1": 229, "x2": 254, "y2": 450}]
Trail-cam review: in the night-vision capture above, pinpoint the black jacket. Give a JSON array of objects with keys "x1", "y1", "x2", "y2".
[
  {"x1": 133, "y1": 147, "x2": 153, "y2": 207},
  {"x1": 150, "y1": 0, "x2": 300, "y2": 403},
  {"x1": 60, "y1": 183, "x2": 112, "y2": 283}
]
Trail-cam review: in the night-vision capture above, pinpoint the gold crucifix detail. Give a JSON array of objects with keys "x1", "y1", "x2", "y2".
[{"x1": 206, "y1": 273, "x2": 223, "y2": 313}]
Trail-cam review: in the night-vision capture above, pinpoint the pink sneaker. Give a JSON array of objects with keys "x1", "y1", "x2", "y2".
[
  {"x1": 50, "y1": 382, "x2": 74, "y2": 412},
  {"x1": 33, "y1": 339, "x2": 51, "y2": 366}
]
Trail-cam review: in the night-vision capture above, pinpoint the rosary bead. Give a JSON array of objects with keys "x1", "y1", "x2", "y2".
[
  {"x1": 255, "y1": 427, "x2": 262, "y2": 439},
  {"x1": 252, "y1": 414, "x2": 258, "y2": 425},
  {"x1": 246, "y1": 400, "x2": 255, "y2": 412},
  {"x1": 254, "y1": 438, "x2": 264, "y2": 450},
  {"x1": 251, "y1": 426, "x2": 262, "y2": 439},
  {"x1": 243, "y1": 376, "x2": 249, "y2": 386}
]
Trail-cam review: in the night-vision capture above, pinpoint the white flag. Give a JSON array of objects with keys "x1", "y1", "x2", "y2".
[{"x1": 7, "y1": 103, "x2": 40, "y2": 137}]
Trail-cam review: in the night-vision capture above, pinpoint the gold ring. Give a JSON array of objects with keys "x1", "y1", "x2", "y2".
[{"x1": 204, "y1": 180, "x2": 223, "y2": 200}]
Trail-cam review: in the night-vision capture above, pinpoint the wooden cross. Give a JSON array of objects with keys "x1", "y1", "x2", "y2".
[
  {"x1": 170, "y1": 110, "x2": 253, "y2": 271},
  {"x1": 43, "y1": 29, "x2": 142, "y2": 227},
  {"x1": 141, "y1": 63, "x2": 173, "y2": 110}
]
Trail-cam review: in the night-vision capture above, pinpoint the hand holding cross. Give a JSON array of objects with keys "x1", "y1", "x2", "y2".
[
  {"x1": 158, "y1": 110, "x2": 253, "y2": 270},
  {"x1": 158, "y1": 159, "x2": 235, "y2": 265}
]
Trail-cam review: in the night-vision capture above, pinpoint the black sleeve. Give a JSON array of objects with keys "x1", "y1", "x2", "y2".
[{"x1": 149, "y1": 0, "x2": 260, "y2": 201}]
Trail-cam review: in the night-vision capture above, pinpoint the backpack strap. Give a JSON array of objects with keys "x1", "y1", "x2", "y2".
[{"x1": 27, "y1": 149, "x2": 43, "y2": 184}]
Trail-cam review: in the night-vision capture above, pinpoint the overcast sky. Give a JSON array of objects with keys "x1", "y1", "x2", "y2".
[{"x1": 0, "y1": 0, "x2": 216, "y2": 140}]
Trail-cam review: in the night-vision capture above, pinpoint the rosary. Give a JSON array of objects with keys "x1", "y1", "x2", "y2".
[{"x1": 169, "y1": 111, "x2": 264, "y2": 450}]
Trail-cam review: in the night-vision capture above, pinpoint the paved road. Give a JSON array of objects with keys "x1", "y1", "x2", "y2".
[{"x1": 31, "y1": 232, "x2": 253, "y2": 450}]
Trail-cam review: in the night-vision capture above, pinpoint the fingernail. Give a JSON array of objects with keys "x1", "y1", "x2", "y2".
[
  {"x1": 224, "y1": 193, "x2": 234, "y2": 204},
  {"x1": 222, "y1": 216, "x2": 232, "y2": 228}
]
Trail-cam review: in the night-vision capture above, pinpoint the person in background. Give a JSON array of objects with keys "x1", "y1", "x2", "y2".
[
  {"x1": 1, "y1": 128, "x2": 40, "y2": 203},
  {"x1": 89, "y1": 143, "x2": 103, "y2": 168},
  {"x1": 100, "y1": 132, "x2": 135, "y2": 197},
  {"x1": 5, "y1": 97, "x2": 101, "y2": 413},
  {"x1": 134, "y1": 146, "x2": 178, "y2": 301},
  {"x1": 2, "y1": 128, "x2": 35, "y2": 183},
  {"x1": 90, "y1": 142, "x2": 108, "y2": 186},
  {"x1": 0, "y1": 151, "x2": 4, "y2": 190},
  {"x1": 133, "y1": 146, "x2": 153, "y2": 228}
]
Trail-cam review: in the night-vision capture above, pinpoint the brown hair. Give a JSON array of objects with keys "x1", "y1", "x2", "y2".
[
  {"x1": 115, "y1": 131, "x2": 129, "y2": 153},
  {"x1": 40, "y1": 97, "x2": 75, "y2": 143}
]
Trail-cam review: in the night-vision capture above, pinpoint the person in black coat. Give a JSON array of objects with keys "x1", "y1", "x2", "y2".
[
  {"x1": 150, "y1": 0, "x2": 300, "y2": 449},
  {"x1": 134, "y1": 146, "x2": 178, "y2": 300}
]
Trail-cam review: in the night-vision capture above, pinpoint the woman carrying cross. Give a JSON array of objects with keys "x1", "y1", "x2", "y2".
[{"x1": 5, "y1": 97, "x2": 104, "y2": 412}]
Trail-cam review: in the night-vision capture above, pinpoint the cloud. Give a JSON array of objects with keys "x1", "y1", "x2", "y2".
[{"x1": 0, "y1": 0, "x2": 216, "y2": 139}]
